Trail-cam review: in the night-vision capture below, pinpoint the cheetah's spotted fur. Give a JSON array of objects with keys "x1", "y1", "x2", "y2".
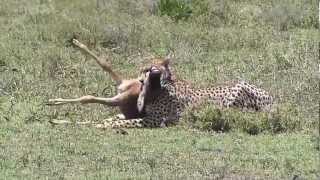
[{"x1": 96, "y1": 58, "x2": 273, "y2": 128}]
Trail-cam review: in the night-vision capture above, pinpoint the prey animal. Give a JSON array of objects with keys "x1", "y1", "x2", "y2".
[{"x1": 48, "y1": 39, "x2": 145, "y2": 122}]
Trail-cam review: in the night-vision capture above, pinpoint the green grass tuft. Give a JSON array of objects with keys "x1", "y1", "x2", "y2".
[
  {"x1": 157, "y1": 0, "x2": 193, "y2": 21},
  {"x1": 182, "y1": 103, "x2": 312, "y2": 135}
]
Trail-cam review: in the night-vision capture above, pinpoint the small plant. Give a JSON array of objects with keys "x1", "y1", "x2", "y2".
[
  {"x1": 182, "y1": 103, "x2": 303, "y2": 134},
  {"x1": 268, "y1": 103, "x2": 302, "y2": 133},
  {"x1": 157, "y1": 0, "x2": 192, "y2": 21},
  {"x1": 182, "y1": 103, "x2": 231, "y2": 132}
]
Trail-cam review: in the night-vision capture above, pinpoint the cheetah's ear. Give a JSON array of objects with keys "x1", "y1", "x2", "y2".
[{"x1": 137, "y1": 71, "x2": 150, "y2": 112}]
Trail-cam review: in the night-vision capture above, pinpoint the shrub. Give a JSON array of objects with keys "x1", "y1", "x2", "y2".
[
  {"x1": 182, "y1": 104, "x2": 231, "y2": 132},
  {"x1": 181, "y1": 103, "x2": 303, "y2": 134},
  {"x1": 157, "y1": 0, "x2": 192, "y2": 21}
]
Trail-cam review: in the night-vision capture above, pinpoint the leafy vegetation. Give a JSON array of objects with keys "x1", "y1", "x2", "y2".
[
  {"x1": 157, "y1": 0, "x2": 192, "y2": 21},
  {"x1": 182, "y1": 103, "x2": 305, "y2": 135},
  {"x1": 0, "y1": 0, "x2": 318, "y2": 179}
]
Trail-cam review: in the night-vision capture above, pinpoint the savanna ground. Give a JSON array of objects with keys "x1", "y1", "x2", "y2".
[{"x1": 0, "y1": 0, "x2": 319, "y2": 179}]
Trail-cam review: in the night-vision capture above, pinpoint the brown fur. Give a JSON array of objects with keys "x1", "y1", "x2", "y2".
[{"x1": 48, "y1": 39, "x2": 143, "y2": 119}]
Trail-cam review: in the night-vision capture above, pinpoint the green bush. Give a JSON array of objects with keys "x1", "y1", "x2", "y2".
[
  {"x1": 157, "y1": 0, "x2": 192, "y2": 21},
  {"x1": 181, "y1": 103, "x2": 303, "y2": 134},
  {"x1": 181, "y1": 104, "x2": 231, "y2": 132}
]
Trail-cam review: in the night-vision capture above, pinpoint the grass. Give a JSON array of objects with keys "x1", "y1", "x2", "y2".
[
  {"x1": 0, "y1": 125, "x2": 318, "y2": 179},
  {"x1": 181, "y1": 103, "x2": 306, "y2": 134},
  {"x1": 0, "y1": 0, "x2": 319, "y2": 179}
]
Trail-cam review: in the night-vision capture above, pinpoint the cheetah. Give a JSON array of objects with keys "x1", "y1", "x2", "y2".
[{"x1": 96, "y1": 56, "x2": 273, "y2": 128}]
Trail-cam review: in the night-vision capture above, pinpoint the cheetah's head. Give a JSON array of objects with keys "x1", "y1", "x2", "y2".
[{"x1": 137, "y1": 54, "x2": 173, "y2": 112}]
